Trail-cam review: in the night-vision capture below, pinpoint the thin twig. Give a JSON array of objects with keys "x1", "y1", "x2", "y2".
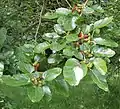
[
  {"x1": 65, "y1": 0, "x2": 72, "y2": 8},
  {"x1": 34, "y1": 0, "x2": 45, "y2": 42},
  {"x1": 23, "y1": 19, "x2": 56, "y2": 33},
  {"x1": 84, "y1": 0, "x2": 89, "y2": 7},
  {"x1": 80, "y1": 0, "x2": 89, "y2": 16},
  {"x1": 56, "y1": 0, "x2": 60, "y2": 7}
]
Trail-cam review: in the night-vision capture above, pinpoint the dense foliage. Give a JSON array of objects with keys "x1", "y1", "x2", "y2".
[{"x1": 0, "y1": 0, "x2": 119, "y2": 108}]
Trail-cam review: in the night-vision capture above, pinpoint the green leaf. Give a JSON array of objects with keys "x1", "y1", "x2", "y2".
[
  {"x1": 1, "y1": 74, "x2": 30, "y2": 87},
  {"x1": 90, "y1": 68, "x2": 109, "y2": 92},
  {"x1": 50, "y1": 41, "x2": 66, "y2": 51},
  {"x1": 34, "y1": 42, "x2": 50, "y2": 53},
  {"x1": 80, "y1": 62, "x2": 88, "y2": 76},
  {"x1": 93, "y1": 46, "x2": 115, "y2": 57},
  {"x1": 63, "y1": 47, "x2": 73, "y2": 57},
  {"x1": 94, "y1": 37, "x2": 118, "y2": 47},
  {"x1": 0, "y1": 62, "x2": 4, "y2": 72},
  {"x1": 75, "y1": 16, "x2": 84, "y2": 25},
  {"x1": 18, "y1": 62, "x2": 34, "y2": 73},
  {"x1": 43, "y1": 86, "x2": 52, "y2": 102},
  {"x1": 74, "y1": 50, "x2": 84, "y2": 60},
  {"x1": 0, "y1": 28, "x2": 7, "y2": 49},
  {"x1": 15, "y1": 46, "x2": 33, "y2": 63},
  {"x1": 95, "y1": 28, "x2": 100, "y2": 34},
  {"x1": 83, "y1": 7, "x2": 94, "y2": 14},
  {"x1": 27, "y1": 86, "x2": 44, "y2": 102},
  {"x1": 82, "y1": 24, "x2": 93, "y2": 34},
  {"x1": 92, "y1": 5, "x2": 104, "y2": 13},
  {"x1": 48, "y1": 54, "x2": 63, "y2": 64},
  {"x1": 43, "y1": 12, "x2": 59, "y2": 19},
  {"x1": 80, "y1": 42, "x2": 91, "y2": 51},
  {"x1": 93, "y1": 58, "x2": 107, "y2": 75},
  {"x1": 56, "y1": 8, "x2": 71, "y2": 15},
  {"x1": 94, "y1": 16, "x2": 113, "y2": 29},
  {"x1": 57, "y1": 16, "x2": 77, "y2": 31},
  {"x1": 43, "y1": 32, "x2": 60, "y2": 39},
  {"x1": 43, "y1": 68, "x2": 62, "y2": 81},
  {"x1": 54, "y1": 24, "x2": 65, "y2": 34},
  {"x1": 65, "y1": 34, "x2": 79, "y2": 42},
  {"x1": 63, "y1": 47, "x2": 83, "y2": 60},
  {"x1": 54, "y1": 79, "x2": 69, "y2": 97},
  {"x1": 63, "y1": 58, "x2": 87, "y2": 86}
]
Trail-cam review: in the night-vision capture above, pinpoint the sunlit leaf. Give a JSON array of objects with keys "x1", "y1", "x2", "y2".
[
  {"x1": 34, "y1": 42, "x2": 50, "y2": 53},
  {"x1": 93, "y1": 46, "x2": 115, "y2": 57},
  {"x1": 43, "y1": 68, "x2": 62, "y2": 81},
  {"x1": 94, "y1": 37, "x2": 118, "y2": 47},
  {"x1": 18, "y1": 62, "x2": 34, "y2": 73},
  {"x1": 50, "y1": 41, "x2": 66, "y2": 51},
  {"x1": 94, "y1": 16, "x2": 113, "y2": 29},
  {"x1": 2, "y1": 74, "x2": 30, "y2": 87},
  {"x1": 56, "y1": 8, "x2": 71, "y2": 15},
  {"x1": 65, "y1": 34, "x2": 79, "y2": 42},
  {"x1": 63, "y1": 47, "x2": 83, "y2": 60},
  {"x1": 54, "y1": 24, "x2": 65, "y2": 34},
  {"x1": 43, "y1": 12, "x2": 59, "y2": 19},
  {"x1": 43, "y1": 33, "x2": 60, "y2": 39},
  {"x1": 82, "y1": 24, "x2": 93, "y2": 34},
  {"x1": 0, "y1": 62, "x2": 4, "y2": 72},
  {"x1": 93, "y1": 58, "x2": 107, "y2": 75},
  {"x1": 48, "y1": 54, "x2": 63, "y2": 64},
  {"x1": 63, "y1": 58, "x2": 87, "y2": 86},
  {"x1": 57, "y1": 16, "x2": 77, "y2": 31}
]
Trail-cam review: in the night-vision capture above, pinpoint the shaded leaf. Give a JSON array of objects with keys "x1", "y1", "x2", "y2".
[
  {"x1": 27, "y1": 86, "x2": 44, "y2": 102},
  {"x1": 54, "y1": 79, "x2": 69, "y2": 97},
  {"x1": 0, "y1": 28, "x2": 7, "y2": 49},
  {"x1": 92, "y1": 5, "x2": 104, "y2": 13},
  {"x1": 43, "y1": 86, "x2": 52, "y2": 102},
  {"x1": 90, "y1": 67, "x2": 109, "y2": 91},
  {"x1": 83, "y1": 7, "x2": 94, "y2": 14}
]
